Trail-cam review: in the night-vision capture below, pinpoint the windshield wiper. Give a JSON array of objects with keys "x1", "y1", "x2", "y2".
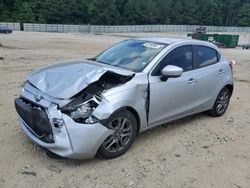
[
  {"x1": 87, "y1": 57, "x2": 96, "y2": 61},
  {"x1": 89, "y1": 58, "x2": 135, "y2": 72},
  {"x1": 95, "y1": 59, "x2": 110, "y2": 65},
  {"x1": 88, "y1": 57, "x2": 111, "y2": 66}
]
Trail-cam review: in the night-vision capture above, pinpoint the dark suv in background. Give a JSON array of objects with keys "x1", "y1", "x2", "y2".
[{"x1": 0, "y1": 26, "x2": 12, "y2": 34}]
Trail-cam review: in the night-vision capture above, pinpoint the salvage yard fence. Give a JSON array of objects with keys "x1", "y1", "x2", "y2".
[
  {"x1": 0, "y1": 22, "x2": 20, "y2": 31},
  {"x1": 1, "y1": 22, "x2": 250, "y2": 33}
]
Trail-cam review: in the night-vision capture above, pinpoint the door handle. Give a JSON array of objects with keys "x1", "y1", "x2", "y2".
[
  {"x1": 218, "y1": 69, "x2": 224, "y2": 74},
  {"x1": 187, "y1": 78, "x2": 197, "y2": 84}
]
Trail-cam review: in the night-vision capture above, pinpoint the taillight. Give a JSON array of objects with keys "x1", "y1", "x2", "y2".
[
  {"x1": 229, "y1": 63, "x2": 233, "y2": 70},
  {"x1": 229, "y1": 60, "x2": 235, "y2": 71}
]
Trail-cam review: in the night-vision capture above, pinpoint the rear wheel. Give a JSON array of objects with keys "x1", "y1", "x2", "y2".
[
  {"x1": 209, "y1": 87, "x2": 230, "y2": 117},
  {"x1": 98, "y1": 109, "x2": 137, "y2": 159}
]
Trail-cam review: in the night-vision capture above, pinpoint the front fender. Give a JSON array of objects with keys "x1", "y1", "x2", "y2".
[{"x1": 92, "y1": 86, "x2": 148, "y2": 132}]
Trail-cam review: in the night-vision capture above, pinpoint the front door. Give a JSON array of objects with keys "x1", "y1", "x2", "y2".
[{"x1": 148, "y1": 45, "x2": 198, "y2": 126}]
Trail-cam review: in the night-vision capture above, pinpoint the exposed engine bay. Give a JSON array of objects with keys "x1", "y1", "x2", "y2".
[
  {"x1": 61, "y1": 71, "x2": 134, "y2": 123},
  {"x1": 84, "y1": 71, "x2": 134, "y2": 94}
]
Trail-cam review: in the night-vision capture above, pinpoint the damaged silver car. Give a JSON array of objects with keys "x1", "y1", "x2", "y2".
[{"x1": 15, "y1": 38, "x2": 234, "y2": 159}]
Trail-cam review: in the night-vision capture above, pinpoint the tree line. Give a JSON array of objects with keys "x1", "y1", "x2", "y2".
[{"x1": 1, "y1": 0, "x2": 250, "y2": 26}]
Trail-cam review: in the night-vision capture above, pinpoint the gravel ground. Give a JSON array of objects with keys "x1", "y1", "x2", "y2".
[{"x1": 0, "y1": 31, "x2": 250, "y2": 188}]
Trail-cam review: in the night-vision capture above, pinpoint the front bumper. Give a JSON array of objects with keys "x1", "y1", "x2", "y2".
[{"x1": 15, "y1": 98, "x2": 113, "y2": 159}]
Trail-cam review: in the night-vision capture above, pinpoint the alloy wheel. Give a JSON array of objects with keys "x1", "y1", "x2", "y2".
[
  {"x1": 103, "y1": 118, "x2": 132, "y2": 153},
  {"x1": 215, "y1": 90, "x2": 229, "y2": 114}
]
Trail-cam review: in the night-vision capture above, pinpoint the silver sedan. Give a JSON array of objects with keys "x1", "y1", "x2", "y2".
[{"x1": 15, "y1": 37, "x2": 234, "y2": 159}]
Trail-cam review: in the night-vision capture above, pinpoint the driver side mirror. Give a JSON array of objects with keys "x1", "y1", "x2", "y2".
[{"x1": 161, "y1": 65, "x2": 183, "y2": 81}]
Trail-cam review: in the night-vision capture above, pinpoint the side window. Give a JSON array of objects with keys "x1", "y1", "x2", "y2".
[
  {"x1": 198, "y1": 46, "x2": 218, "y2": 67},
  {"x1": 153, "y1": 45, "x2": 193, "y2": 75}
]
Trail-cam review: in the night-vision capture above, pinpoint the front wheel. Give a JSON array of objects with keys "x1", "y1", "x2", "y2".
[
  {"x1": 98, "y1": 109, "x2": 137, "y2": 159},
  {"x1": 209, "y1": 87, "x2": 231, "y2": 117}
]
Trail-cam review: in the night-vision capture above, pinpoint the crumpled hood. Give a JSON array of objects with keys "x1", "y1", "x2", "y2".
[{"x1": 27, "y1": 59, "x2": 133, "y2": 99}]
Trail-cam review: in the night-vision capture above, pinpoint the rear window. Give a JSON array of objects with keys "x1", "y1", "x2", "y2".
[{"x1": 198, "y1": 46, "x2": 218, "y2": 67}]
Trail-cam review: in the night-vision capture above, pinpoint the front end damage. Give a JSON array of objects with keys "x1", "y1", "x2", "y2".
[
  {"x1": 60, "y1": 71, "x2": 134, "y2": 125},
  {"x1": 15, "y1": 66, "x2": 137, "y2": 159}
]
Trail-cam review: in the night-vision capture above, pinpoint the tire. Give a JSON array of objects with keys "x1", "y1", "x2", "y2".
[
  {"x1": 209, "y1": 87, "x2": 230, "y2": 117},
  {"x1": 98, "y1": 109, "x2": 137, "y2": 159}
]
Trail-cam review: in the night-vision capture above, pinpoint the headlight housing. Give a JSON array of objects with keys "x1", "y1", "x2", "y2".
[{"x1": 61, "y1": 93, "x2": 101, "y2": 123}]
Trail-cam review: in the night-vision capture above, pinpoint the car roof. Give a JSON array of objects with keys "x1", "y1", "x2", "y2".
[{"x1": 135, "y1": 36, "x2": 212, "y2": 46}]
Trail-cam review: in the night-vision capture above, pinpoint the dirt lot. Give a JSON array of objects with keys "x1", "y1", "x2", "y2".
[{"x1": 0, "y1": 31, "x2": 250, "y2": 188}]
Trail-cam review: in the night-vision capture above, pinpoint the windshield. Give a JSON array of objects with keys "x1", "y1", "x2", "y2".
[{"x1": 94, "y1": 40, "x2": 166, "y2": 72}]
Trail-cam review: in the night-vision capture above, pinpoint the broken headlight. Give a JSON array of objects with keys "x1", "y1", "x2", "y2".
[{"x1": 61, "y1": 93, "x2": 101, "y2": 123}]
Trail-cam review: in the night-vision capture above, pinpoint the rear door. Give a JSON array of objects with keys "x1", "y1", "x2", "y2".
[{"x1": 191, "y1": 45, "x2": 224, "y2": 112}]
